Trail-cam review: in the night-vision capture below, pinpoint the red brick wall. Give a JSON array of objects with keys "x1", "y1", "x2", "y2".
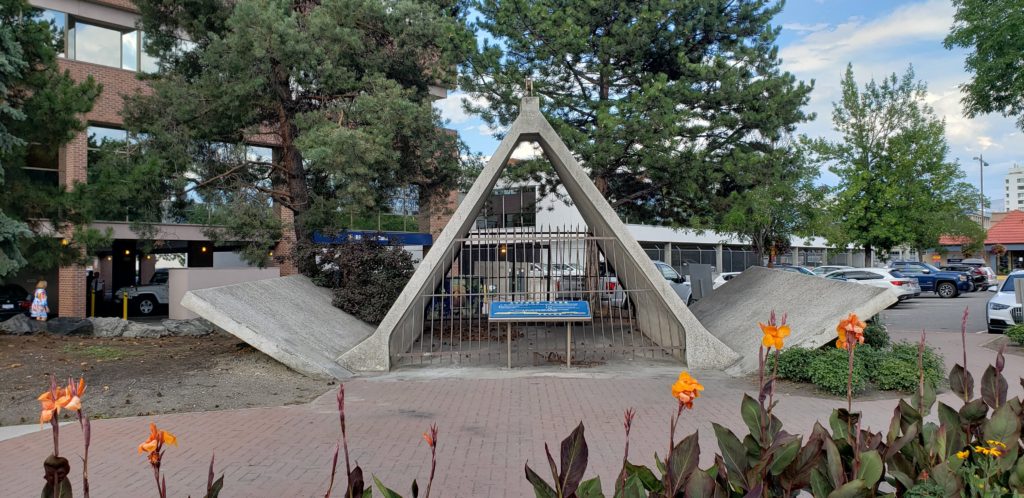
[
  {"x1": 418, "y1": 190, "x2": 461, "y2": 240},
  {"x1": 58, "y1": 59, "x2": 151, "y2": 126},
  {"x1": 55, "y1": 58, "x2": 150, "y2": 317}
]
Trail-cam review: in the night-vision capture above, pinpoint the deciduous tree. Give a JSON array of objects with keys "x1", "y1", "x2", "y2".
[
  {"x1": 945, "y1": 0, "x2": 1024, "y2": 130},
  {"x1": 808, "y1": 65, "x2": 980, "y2": 263}
]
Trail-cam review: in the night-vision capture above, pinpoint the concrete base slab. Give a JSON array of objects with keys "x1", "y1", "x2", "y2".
[
  {"x1": 182, "y1": 275, "x2": 374, "y2": 379},
  {"x1": 690, "y1": 266, "x2": 897, "y2": 375}
]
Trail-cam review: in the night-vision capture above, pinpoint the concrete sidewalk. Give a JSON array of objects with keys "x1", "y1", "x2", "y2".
[{"x1": 0, "y1": 330, "x2": 1019, "y2": 497}]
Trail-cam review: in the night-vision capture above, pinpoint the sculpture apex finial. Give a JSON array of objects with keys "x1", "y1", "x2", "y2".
[{"x1": 520, "y1": 96, "x2": 540, "y2": 114}]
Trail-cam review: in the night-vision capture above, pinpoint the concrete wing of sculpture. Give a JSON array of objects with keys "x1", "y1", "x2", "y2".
[
  {"x1": 689, "y1": 266, "x2": 898, "y2": 375},
  {"x1": 337, "y1": 97, "x2": 742, "y2": 372}
]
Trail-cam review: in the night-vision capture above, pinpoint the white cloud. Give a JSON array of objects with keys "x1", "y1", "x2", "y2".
[
  {"x1": 433, "y1": 92, "x2": 489, "y2": 125},
  {"x1": 779, "y1": 0, "x2": 954, "y2": 73},
  {"x1": 781, "y1": 22, "x2": 829, "y2": 33}
]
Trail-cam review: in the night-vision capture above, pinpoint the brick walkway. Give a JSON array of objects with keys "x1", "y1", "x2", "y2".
[{"x1": 1, "y1": 330, "x2": 1020, "y2": 497}]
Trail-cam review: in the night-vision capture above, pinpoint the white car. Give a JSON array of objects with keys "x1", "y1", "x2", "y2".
[
  {"x1": 987, "y1": 271, "x2": 1024, "y2": 333},
  {"x1": 824, "y1": 268, "x2": 921, "y2": 301},
  {"x1": 812, "y1": 265, "x2": 853, "y2": 276},
  {"x1": 713, "y1": 272, "x2": 741, "y2": 290}
]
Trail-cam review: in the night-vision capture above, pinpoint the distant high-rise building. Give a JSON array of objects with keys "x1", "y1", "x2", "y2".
[{"x1": 1005, "y1": 164, "x2": 1024, "y2": 212}]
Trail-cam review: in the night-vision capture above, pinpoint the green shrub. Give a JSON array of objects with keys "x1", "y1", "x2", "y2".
[
  {"x1": 1007, "y1": 324, "x2": 1024, "y2": 346},
  {"x1": 771, "y1": 347, "x2": 820, "y2": 382},
  {"x1": 868, "y1": 342, "x2": 944, "y2": 392},
  {"x1": 809, "y1": 347, "x2": 868, "y2": 396},
  {"x1": 863, "y1": 320, "x2": 890, "y2": 349},
  {"x1": 904, "y1": 481, "x2": 945, "y2": 498}
]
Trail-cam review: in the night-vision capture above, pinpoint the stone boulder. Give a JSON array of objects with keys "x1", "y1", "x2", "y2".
[
  {"x1": 160, "y1": 318, "x2": 217, "y2": 337},
  {"x1": 123, "y1": 322, "x2": 167, "y2": 339},
  {"x1": 42, "y1": 317, "x2": 93, "y2": 336},
  {"x1": 0, "y1": 314, "x2": 37, "y2": 335},
  {"x1": 88, "y1": 317, "x2": 132, "y2": 338}
]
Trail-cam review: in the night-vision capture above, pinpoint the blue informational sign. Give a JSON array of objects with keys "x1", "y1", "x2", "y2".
[
  {"x1": 488, "y1": 301, "x2": 592, "y2": 321},
  {"x1": 312, "y1": 230, "x2": 433, "y2": 246}
]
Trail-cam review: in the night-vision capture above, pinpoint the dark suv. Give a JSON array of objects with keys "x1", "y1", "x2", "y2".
[
  {"x1": 888, "y1": 261, "x2": 972, "y2": 298},
  {"x1": 940, "y1": 263, "x2": 987, "y2": 291}
]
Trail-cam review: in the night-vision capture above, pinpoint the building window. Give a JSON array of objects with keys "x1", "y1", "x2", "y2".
[
  {"x1": 34, "y1": 9, "x2": 67, "y2": 58},
  {"x1": 37, "y1": 7, "x2": 162, "y2": 73},
  {"x1": 86, "y1": 126, "x2": 131, "y2": 166}
]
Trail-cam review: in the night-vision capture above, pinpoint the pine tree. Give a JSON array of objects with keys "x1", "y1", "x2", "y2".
[
  {"x1": 126, "y1": 0, "x2": 477, "y2": 263},
  {"x1": 0, "y1": 0, "x2": 100, "y2": 277},
  {"x1": 460, "y1": 0, "x2": 814, "y2": 229}
]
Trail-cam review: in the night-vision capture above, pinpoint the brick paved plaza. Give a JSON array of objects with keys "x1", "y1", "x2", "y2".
[{"x1": 2, "y1": 330, "x2": 1021, "y2": 497}]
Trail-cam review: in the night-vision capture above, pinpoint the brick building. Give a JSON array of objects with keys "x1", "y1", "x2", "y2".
[{"x1": 19, "y1": 0, "x2": 455, "y2": 318}]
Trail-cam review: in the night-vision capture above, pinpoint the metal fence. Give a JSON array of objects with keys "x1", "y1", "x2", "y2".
[
  {"x1": 390, "y1": 225, "x2": 684, "y2": 368},
  {"x1": 722, "y1": 246, "x2": 761, "y2": 273}
]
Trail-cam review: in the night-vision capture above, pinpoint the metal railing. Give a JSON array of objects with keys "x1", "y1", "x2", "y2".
[{"x1": 390, "y1": 225, "x2": 683, "y2": 367}]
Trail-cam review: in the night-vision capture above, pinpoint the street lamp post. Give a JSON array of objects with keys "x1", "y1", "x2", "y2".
[{"x1": 973, "y1": 155, "x2": 989, "y2": 226}]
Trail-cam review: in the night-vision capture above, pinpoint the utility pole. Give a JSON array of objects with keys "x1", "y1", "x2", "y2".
[{"x1": 973, "y1": 154, "x2": 989, "y2": 226}]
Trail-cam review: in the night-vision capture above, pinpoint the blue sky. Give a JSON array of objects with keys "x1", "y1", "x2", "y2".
[{"x1": 433, "y1": 0, "x2": 1023, "y2": 212}]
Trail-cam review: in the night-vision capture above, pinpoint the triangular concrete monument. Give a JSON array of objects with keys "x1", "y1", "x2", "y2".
[{"x1": 337, "y1": 97, "x2": 741, "y2": 372}]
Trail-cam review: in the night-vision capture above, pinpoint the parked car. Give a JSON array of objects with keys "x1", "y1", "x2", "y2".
[
  {"x1": 772, "y1": 264, "x2": 816, "y2": 276},
  {"x1": 887, "y1": 261, "x2": 971, "y2": 298},
  {"x1": 958, "y1": 259, "x2": 998, "y2": 290},
  {"x1": 557, "y1": 260, "x2": 692, "y2": 306},
  {"x1": 986, "y1": 270, "x2": 1024, "y2": 333},
  {"x1": 812, "y1": 265, "x2": 853, "y2": 276},
  {"x1": 940, "y1": 264, "x2": 988, "y2": 291},
  {"x1": 713, "y1": 272, "x2": 741, "y2": 289},
  {"x1": 0, "y1": 283, "x2": 31, "y2": 320},
  {"x1": 113, "y1": 269, "x2": 170, "y2": 316},
  {"x1": 823, "y1": 268, "x2": 921, "y2": 301}
]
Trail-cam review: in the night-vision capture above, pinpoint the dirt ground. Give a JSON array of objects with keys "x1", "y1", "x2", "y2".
[{"x1": 0, "y1": 334, "x2": 332, "y2": 426}]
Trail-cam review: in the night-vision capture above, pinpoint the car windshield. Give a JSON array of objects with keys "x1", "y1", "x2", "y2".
[
  {"x1": 916, "y1": 263, "x2": 941, "y2": 272},
  {"x1": 1002, "y1": 275, "x2": 1024, "y2": 293},
  {"x1": 0, "y1": 285, "x2": 27, "y2": 299}
]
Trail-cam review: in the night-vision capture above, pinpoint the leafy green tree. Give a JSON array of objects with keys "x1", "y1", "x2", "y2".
[
  {"x1": 460, "y1": 0, "x2": 813, "y2": 229},
  {"x1": 945, "y1": 0, "x2": 1024, "y2": 130},
  {"x1": 808, "y1": 65, "x2": 980, "y2": 262},
  {"x1": 126, "y1": 0, "x2": 476, "y2": 264},
  {"x1": 720, "y1": 138, "x2": 826, "y2": 265},
  {"x1": 0, "y1": 0, "x2": 100, "y2": 278}
]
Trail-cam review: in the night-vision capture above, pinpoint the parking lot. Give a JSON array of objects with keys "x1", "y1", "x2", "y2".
[{"x1": 879, "y1": 286, "x2": 992, "y2": 334}]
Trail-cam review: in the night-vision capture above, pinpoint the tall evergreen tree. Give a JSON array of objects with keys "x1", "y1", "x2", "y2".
[
  {"x1": 126, "y1": 0, "x2": 476, "y2": 263},
  {"x1": 945, "y1": 0, "x2": 1024, "y2": 131},
  {"x1": 808, "y1": 65, "x2": 980, "y2": 262},
  {"x1": 0, "y1": 0, "x2": 100, "y2": 277},
  {"x1": 460, "y1": 0, "x2": 813, "y2": 229}
]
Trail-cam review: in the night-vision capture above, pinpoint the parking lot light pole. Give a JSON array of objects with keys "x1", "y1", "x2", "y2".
[{"x1": 973, "y1": 155, "x2": 989, "y2": 226}]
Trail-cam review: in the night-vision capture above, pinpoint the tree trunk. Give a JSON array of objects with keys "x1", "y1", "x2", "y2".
[{"x1": 863, "y1": 245, "x2": 873, "y2": 267}]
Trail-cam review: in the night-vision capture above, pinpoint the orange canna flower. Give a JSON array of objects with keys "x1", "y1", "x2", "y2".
[
  {"x1": 671, "y1": 371, "x2": 704, "y2": 409},
  {"x1": 37, "y1": 379, "x2": 85, "y2": 426},
  {"x1": 423, "y1": 432, "x2": 434, "y2": 447},
  {"x1": 836, "y1": 313, "x2": 866, "y2": 350},
  {"x1": 759, "y1": 322, "x2": 791, "y2": 350},
  {"x1": 138, "y1": 423, "x2": 177, "y2": 465}
]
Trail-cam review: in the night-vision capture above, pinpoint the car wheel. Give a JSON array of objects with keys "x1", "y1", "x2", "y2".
[
  {"x1": 135, "y1": 296, "x2": 156, "y2": 315},
  {"x1": 687, "y1": 296, "x2": 694, "y2": 306},
  {"x1": 937, "y1": 282, "x2": 958, "y2": 298}
]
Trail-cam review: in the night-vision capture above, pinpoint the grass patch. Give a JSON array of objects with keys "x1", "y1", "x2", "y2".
[{"x1": 62, "y1": 344, "x2": 137, "y2": 361}]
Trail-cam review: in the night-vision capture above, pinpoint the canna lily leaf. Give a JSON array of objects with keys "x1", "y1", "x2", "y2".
[{"x1": 557, "y1": 422, "x2": 588, "y2": 497}]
